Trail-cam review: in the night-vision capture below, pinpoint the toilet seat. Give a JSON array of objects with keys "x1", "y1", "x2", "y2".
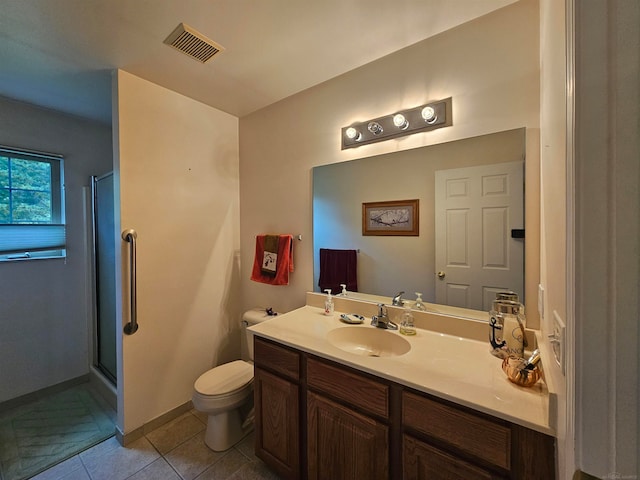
[{"x1": 194, "y1": 360, "x2": 253, "y2": 397}]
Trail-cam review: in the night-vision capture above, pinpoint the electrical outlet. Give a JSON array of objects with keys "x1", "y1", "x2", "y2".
[
  {"x1": 551, "y1": 310, "x2": 566, "y2": 375},
  {"x1": 538, "y1": 284, "x2": 545, "y2": 319}
]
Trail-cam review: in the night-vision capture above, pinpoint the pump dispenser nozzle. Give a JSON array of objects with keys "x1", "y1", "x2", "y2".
[{"x1": 324, "y1": 289, "x2": 334, "y2": 316}]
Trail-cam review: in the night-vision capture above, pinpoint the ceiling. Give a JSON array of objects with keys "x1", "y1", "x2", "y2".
[{"x1": 0, "y1": 0, "x2": 517, "y2": 124}]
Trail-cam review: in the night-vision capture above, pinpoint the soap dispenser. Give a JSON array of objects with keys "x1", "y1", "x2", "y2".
[
  {"x1": 324, "y1": 289, "x2": 334, "y2": 316},
  {"x1": 414, "y1": 292, "x2": 426, "y2": 311},
  {"x1": 400, "y1": 304, "x2": 416, "y2": 336},
  {"x1": 340, "y1": 284, "x2": 348, "y2": 297}
]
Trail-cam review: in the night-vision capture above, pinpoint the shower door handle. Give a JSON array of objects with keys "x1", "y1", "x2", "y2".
[{"x1": 122, "y1": 229, "x2": 139, "y2": 335}]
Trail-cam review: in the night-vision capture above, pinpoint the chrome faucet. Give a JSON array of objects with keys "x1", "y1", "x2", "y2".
[
  {"x1": 392, "y1": 291, "x2": 405, "y2": 306},
  {"x1": 371, "y1": 304, "x2": 398, "y2": 330}
]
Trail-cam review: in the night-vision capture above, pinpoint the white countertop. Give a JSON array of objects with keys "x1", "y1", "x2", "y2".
[{"x1": 249, "y1": 304, "x2": 555, "y2": 436}]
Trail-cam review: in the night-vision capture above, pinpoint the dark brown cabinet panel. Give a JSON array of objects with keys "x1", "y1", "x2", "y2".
[
  {"x1": 510, "y1": 424, "x2": 557, "y2": 479},
  {"x1": 254, "y1": 367, "x2": 300, "y2": 480},
  {"x1": 403, "y1": 390, "x2": 511, "y2": 470},
  {"x1": 307, "y1": 392, "x2": 388, "y2": 480},
  {"x1": 404, "y1": 435, "x2": 502, "y2": 480},
  {"x1": 307, "y1": 357, "x2": 389, "y2": 419},
  {"x1": 253, "y1": 335, "x2": 555, "y2": 480},
  {"x1": 254, "y1": 337, "x2": 300, "y2": 380}
]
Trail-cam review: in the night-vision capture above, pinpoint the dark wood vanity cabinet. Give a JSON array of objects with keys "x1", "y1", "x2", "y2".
[
  {"x1": 402, "y1": 390, "x2": 556, "y2": 479},
  {"x1": 307, "y1": 357, "x2": 390, "y2": 480},
  {"x1": 404, "y1": 434, "x2": 500, "y2": 480},
  {"x1": 253, "y1": 338, "x2": 301, "y2": 480},
  {"x1": 307, "y1": 392, "x2": 388, "y2": 480},
  {"x1": 253, "y1": 336, "x2": 555, "y2": 480},
  {"x1": 403, "y1": 390, "x2": 509, "y2": 479}
]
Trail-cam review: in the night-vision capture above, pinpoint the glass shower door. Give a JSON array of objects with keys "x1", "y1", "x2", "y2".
[{"x1": 92, "y1": 173, "x2": 117, "y2": 384}]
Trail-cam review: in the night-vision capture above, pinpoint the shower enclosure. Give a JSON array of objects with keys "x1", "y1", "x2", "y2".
[{"x1": 91, "y1": 173, "x2": 117, "y2": 384}]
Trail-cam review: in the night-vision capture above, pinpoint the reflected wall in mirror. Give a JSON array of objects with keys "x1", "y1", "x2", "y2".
[{"x1": 313, "y1": 128, "x2": 526, "y2": 315}]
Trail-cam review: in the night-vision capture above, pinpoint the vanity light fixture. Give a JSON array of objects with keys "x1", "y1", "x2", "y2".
[
  {"x1": 421, "y1": 106, "x2": 437, "y2": 124},
  {"x1": 341, "y1": 97, "x2": 452, "y2": 149},
  {"x1": 345, "y1": 127, "x2": 361, "y2": 141},
  {"x1": 367, "y1": 121, "x2": 384, "y2": 135},
  {"x1": 393, "y1": 113, "x2": 409, "y2": 130}
]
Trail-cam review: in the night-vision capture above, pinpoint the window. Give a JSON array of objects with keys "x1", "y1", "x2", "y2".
[{"x1": 0, "y1": 146, "x2": 65, "y2": 260}]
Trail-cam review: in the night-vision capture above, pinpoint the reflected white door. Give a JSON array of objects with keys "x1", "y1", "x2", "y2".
[{"x1": 435, "y1": 161, "x2": 524, "y2": 310}]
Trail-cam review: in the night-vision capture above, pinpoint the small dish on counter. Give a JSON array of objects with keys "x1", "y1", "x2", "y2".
[{"x1": 339, "y1": 313, "x2": 365, "y2": 324}]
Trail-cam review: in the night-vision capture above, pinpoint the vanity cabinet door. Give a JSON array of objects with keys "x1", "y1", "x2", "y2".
[
  {"x1": 402, "y1": 389, "x2": 555, "y2": 480},
  {"x1": 404, "y1": 435, "x2": 503, "y2": 480},
  {"x1": 254, "y1": 367, "x2": 300, "y2": 480},
  {"x1": 403, "y1": 390, "x2": 511, "y2": 471},
  {"x1": 307, "y1": 391, "x2": 388, "y2": 480}
]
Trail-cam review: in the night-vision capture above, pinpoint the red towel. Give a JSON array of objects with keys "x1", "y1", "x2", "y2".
[{"x1": 250, "y1": 234, "x2": 294, "y2": 285}]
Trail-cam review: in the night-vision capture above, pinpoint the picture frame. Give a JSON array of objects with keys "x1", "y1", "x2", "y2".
[{"x1": 362, "y1": 199, "x2": 419, "y2": 236}]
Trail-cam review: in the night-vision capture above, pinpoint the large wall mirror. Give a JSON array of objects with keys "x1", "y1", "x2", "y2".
[{"x1": 313, "y1": 128, "x2": 527, "y2": 317}]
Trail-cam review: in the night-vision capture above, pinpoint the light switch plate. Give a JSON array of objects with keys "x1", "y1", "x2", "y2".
[
  {"x1": 552, "y1": 310, "x2": 566, "y2": 375},
  {"x1": 538, "y1": 284, "x2": 545, "y2": 319}
]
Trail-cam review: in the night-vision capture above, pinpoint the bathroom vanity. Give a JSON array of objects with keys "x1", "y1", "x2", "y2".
[{"x1": 250, "y1": 297, "x2": 555, "y2": 480}]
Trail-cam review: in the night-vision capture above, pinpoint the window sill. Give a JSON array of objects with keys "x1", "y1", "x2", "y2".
[{"x1": 0, "y1": 251, "x2": 66, "y2": 263}]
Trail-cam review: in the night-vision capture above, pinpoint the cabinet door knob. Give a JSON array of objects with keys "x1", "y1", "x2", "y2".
[{"x1": 437, "y1": 271, "x2": 446, "y2": 279}]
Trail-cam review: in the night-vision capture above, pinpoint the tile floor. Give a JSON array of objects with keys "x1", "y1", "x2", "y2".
[{"x1": 29, "y1": 410, "x2": 281, "y2": 480}]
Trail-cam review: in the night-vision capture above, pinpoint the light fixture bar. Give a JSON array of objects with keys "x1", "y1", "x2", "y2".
[{"x1": 341, "y1": 97, "x2": 452, "y2": 149}]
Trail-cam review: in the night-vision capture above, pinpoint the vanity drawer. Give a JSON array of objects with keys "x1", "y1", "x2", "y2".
[
  {"x1": 254, "y1": 337, "x2": 300, "y2": 381},
  {"x1": 404, "y1": 435, "x2": 501, "y2": 480},
  {"x1": 307, "y1": 357, "x2": 389, "y2": 419},
  {"x1": 402, "y1": 391, "x2": 511, "y2": 470}
]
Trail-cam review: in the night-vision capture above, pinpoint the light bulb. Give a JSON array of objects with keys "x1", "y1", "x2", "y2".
[
  {"x1": 367, "y1": 121, "x2": 383, "y2": 135},
  {"x1": 345, "y1": 127, "x2": 361, "y2": 141},
  {"x1": 393, "y1": 113, "x2": 409, "y2": 130},
  {"x1": 421, "y1": 106, "x2": 437, "y2": 124}
]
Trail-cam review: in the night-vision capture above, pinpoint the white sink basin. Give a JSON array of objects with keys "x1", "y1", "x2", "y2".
[{"x1": 327, "y1": 326, "x2": 411, "y2": 357}]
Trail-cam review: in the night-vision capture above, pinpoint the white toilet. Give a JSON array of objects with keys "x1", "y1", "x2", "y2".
[{"x1": 192, "y1": 308, "x2": 273, "y2": 451}]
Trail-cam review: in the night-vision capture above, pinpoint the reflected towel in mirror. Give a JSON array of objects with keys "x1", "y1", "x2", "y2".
[{"x1": 318, "y1": 248, "x2": 357, "y2": 294}]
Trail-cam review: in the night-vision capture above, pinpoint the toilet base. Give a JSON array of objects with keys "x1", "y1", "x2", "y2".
[{"x1": 204, "y1": 408, "x2": 254, "y2": 452}]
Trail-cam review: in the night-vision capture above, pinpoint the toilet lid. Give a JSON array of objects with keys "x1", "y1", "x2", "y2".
[{"x1": 194, "y1": 360, "x2": 253, "y2": 396}]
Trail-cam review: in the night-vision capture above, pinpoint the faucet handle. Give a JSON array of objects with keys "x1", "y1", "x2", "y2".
[
  {"x1": 392, "y1": 291, "x2": 405, "y2": 306},
  {"x1": 377, "y1": 303, "x2": 387, "y2": 316}
]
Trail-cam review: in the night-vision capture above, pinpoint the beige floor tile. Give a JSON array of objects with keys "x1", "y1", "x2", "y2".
[
  {"x1": 30, "y1": 411, "x2": 276, "y2": 480},
  {"x1": 79, "y1": 436, "x2": 159, "y2": 480},
  {"x1": 164, "y1": 431, "x2": 226, "y2": 480},
  {"x1": 190, "y1": 408, "x2": 208, "y2": 424},
  {"x1": 193, "y1": 449, "x2": 250, "y2": 480},
  {"x1": 77, "y1": 436, "x2": 121, "y2": 459},
  {"x1": 234, "y1": 431, "x2": 257, "y2": 461},
  {"x1": 146, "y1": 412, "x2": 205, "y2": 455},
  {"x1": 126, "y1": 457, "x2": 181, "y2": 480},
  {"x1": 226, "y1": 461, "x2": 282, "y2": 480},
  {"x1": 30, "y1": 455, "x2": 90, "y2": 480}
]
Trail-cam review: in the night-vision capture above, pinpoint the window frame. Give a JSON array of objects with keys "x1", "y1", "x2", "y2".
[{"x1": 0, "y1": 145, "x2": 66, "y2": 261}]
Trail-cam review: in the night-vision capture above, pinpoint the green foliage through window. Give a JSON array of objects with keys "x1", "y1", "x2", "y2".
[
  {"x1": 0, "y1": 146, "x2": 65, "y2": 260},
  {"x1": 0, "y1": 156, "x2": 54, "y2": 224}
]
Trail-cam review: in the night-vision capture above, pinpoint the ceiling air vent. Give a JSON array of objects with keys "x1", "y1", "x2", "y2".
[{"x1": 164, "y1": 23, "x2": 224, "y2": 63}]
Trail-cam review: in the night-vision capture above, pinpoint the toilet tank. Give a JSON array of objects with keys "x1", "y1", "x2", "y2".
[{"x1": 241, "y1": 308, "x2": 277, "y2": 361}]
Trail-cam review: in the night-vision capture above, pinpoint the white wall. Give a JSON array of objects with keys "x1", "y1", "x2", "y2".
[
  {"x1": 538, "y1": 0, "x2": 570, "y2": 477},
  {"x1": 240, "y1": 0, "x2": 541, "y2": 323},
  {"x1": 0, "y1": 96, "x2": 112, "y2": 403},
  {"x1": 113, "y1": 71, "x2": 240, "y2": 434},
  {"x1": 573, "y1": 0, "x2": 639, "y2": 477},
  {"x1": 541, "y1": 1, "x2": 640, "y2": 478}
]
